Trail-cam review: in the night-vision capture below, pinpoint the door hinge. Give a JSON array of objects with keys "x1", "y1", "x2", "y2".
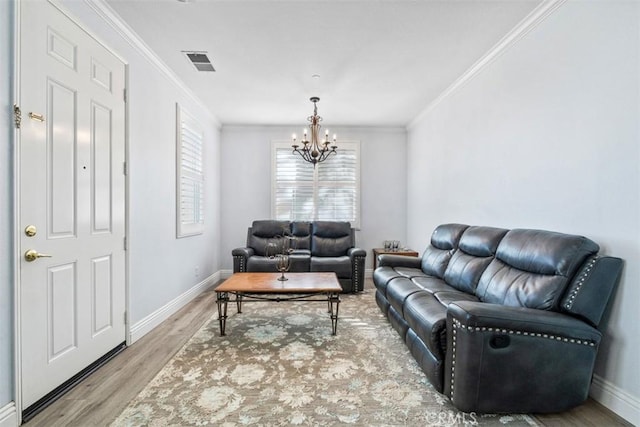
[
  {"x1": 123, "y1": 88, "x2": 127, "y2": 103},
  {"x1": 13, "y1": 104, "x2": 21, "y2": 129},
  {"x1": 124, "y1": 311, "x2": 128, "y2": 324},
  {"x1": 124, "y1": 236, "x2": 127, "y2": 250},
  {"x1": 123, "y1": 161, "x2": 127, "y2": 175}
]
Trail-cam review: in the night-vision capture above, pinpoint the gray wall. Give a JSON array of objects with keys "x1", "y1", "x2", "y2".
[
  {"x1": 57, "y1": 0, "x2": 222, "y2": 325},
  {"x1": 0, "y1": 0, "x2": 15, "y2": 411},
  {"x1": 0, "y1": 3, "x2": 222, "y2": 414},
  {"x1": 406, "y1": 1, "x2": 639, "y2": 423},
  {"x1": 220, "y1": 125, "x2": 407, "y2": 273}
]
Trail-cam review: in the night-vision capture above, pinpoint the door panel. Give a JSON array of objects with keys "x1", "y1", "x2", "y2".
[
  {"x1": 19, "y1": 0, "x2": 127, "y2": 409},
  {"x1": 91, "y1": 255, "x2": 113, "y2": 336},
  {"x1": 48, "y1": 263, "x2": 77, "y2": 360},
  {"x1": 48, "y1": 79, "x2": 77, "y2": 238},
  {"x1": 91, "y1": 101, "x2": 113, "y2": 233}
]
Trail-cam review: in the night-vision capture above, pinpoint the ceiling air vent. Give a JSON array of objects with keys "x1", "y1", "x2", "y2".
[{"x1": 183, "y1": 51, "x2": 215, "y2": 72}]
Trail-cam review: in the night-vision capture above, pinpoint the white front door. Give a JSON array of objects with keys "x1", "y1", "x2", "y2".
[{"x1": 19, "y1": 0, "x2": 127, "y2": 410}]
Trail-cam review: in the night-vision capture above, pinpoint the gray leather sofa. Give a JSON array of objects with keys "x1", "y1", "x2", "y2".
[
  {"x1": 232, "y1": 220, "x2": 366, "y2": 293},
  {"x1": 373, "y1": 223, "x2": 622, "y2": 414}
]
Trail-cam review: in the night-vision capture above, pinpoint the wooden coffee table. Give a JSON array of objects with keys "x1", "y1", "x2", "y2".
[{"x1": 215, "y1": 272, "x2": 342, "y2": 336}]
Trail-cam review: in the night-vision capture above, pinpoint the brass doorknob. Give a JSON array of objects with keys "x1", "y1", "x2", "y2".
[{"x1": 24, "y1": 249, "x2": 52, "y2": 262}]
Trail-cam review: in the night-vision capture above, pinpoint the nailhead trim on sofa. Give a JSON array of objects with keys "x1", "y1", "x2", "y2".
[
  {"x1": 233, "y1": 254, "x2": 246, "y2": 272},
  {"x1": 448, "y1": 318, "x2": 597, "y2": 400},
  {"x1": 564, "y1": 255, "x2": 598, "y2": 310}
]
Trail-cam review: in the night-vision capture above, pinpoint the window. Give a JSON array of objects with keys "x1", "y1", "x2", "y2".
[
  {"x1": 272, "y1": 141, "x2": 361, "y2": 228},
  {"x1": 176, "y1": 103, "x2": 204, "y2": 237}
]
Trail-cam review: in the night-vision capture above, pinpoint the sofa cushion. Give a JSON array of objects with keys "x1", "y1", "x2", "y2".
[
  {"x1": 311, "y1": 221, "x2": 352, "y2": 257},
  {"x1": 411, "y1": 276, "x2": 451, "y2": 294},
  {"x1": 291, "y1": 221, "x2": 311, "y2": 250},
  {"x1": 246, "y1": 254, "x2": 310, "y2": 273},
  {"x1": 403, "y1": 292, "x2": 449, "y2": 360},
  {"x1": 458, "y1": 226, "x2": 509, "y2": 257},
  {"x1": 443, "y1": 226, "x2": 508, "y2": 293},
  {"x1": 476, "y1": 229, "x2": 600, "y2": 310},
  {"x1": 475, "y1": 259, "x2": 572, "y2": 309},
  {"x1": 248, "y1": 220, "x2": 291, "y2": 256},
  {"x1": 495, "y1": 229, "x2": 599, "y2": 277},
  {"x1": 247, "y1": 256, "x2": 277, "y2": 272},
  {"x1": 372, "y1": 266, "x2": 401, "y2": 297},
  {"x1": 433, "y1": 290, "x2": 480, "y2": 307},
  {"x1": 386, "y1": 277, "x2": 424, "y2": 315},
  {"x1": 393, "y1": 267, "x2": 428, "y2": 279},
  {"x1": 310, "y1": 255, "x2": 351, "y2": 278},
  {"x1": 421, "y1": 224, "x2": 469, "y2": 278},
  {"x1": 406, "y1": 329, "x2": 444, "y2": 393},
  {"x1": 443, "y1": 251, "x2": 493, "y2": 294},
  {"x1": 251, "y1": 220, "x2": 290, "y2": 237}
]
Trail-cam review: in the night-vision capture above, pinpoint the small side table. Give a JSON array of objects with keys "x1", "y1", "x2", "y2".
[{"x1": 372, "y1": 248, "x2": 419, "y2": 270}]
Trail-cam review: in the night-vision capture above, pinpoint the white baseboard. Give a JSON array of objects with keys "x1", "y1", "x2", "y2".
[
  {"x1": 128, "y1": 271, "x2": 220, "y2": 344},
  {"x1": 0, "y1": 402, "x2": 17, "y2": 427},
  {"x1": 591, "y1": 374, "x2": 640, "y2": 426}
]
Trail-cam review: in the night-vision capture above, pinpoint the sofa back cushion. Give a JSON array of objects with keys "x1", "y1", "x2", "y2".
[
  {"x1": 311, "y1": 221, "x2": 353, "y2": 256},
  {"x1": 248, "y1": 220, "x2": 291, "y2": 256},
  {"x1": 291, "y1": 221, "x2": 311, "y2": 250},
  {"x1": 475, "y1": 229, "x2": 599, "y2": 310},
  {"x1": 444, "y1": 226, "x2": 508, "y2": 293},
  {"x1": 421, "y1": 224, "x2": 469, "y2": 278}
]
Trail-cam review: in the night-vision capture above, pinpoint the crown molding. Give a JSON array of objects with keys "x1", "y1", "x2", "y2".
[
  {"x1": 407, "y1": 0, "x2": 567, "y2": 130},
  {"x1": 83, "y1": 0, "x2": 221, "y2": 129}
]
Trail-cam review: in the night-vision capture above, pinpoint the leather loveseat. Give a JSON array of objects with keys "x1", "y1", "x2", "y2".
[
  {"x1": 233, "y1": 220, "x2": 366, "y2": 293},
  {"x1": 373, "y1": 223, "x2": 622, "y2": 414}
]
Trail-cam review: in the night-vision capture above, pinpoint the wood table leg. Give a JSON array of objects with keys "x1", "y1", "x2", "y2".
[
  {"x1": 216, "y1": 291, "x2": 229, "y2": 336},
  {"x1": 328, "y1": 292, "x2": 340, "y2": 335}
]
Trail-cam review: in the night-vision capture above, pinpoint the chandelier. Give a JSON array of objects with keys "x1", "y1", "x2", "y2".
[{"x1": 291, "y1": 97, "x2": 337, "y2": 167}]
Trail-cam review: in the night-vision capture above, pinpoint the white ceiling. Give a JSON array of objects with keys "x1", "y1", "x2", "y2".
[{"x1": 105, "y1": 0, "x2": 542, "y2": 127}]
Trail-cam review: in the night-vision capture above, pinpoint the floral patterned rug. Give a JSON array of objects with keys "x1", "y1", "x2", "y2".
[{"x1": 112, "y1": 288, "x2": 538, "y2": 426}]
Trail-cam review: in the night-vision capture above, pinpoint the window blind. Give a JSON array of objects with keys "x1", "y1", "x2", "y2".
[
  {"x1": 272, "y1": 141, "x2": 360, "y2": 228},
  {"x1": 177, "y1": 104, "x2": 204, "y2": 237}
]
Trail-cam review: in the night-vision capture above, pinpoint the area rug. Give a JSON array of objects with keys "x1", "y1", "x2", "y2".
[{"x1": 112, "y1": 288, "x2": 538, "y2": 427}]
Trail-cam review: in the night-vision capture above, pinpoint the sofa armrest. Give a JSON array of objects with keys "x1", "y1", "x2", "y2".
[
  {"x1": 347, "y1": 247, "x2": 366, "y2": 258},
  {"x1": 347, "y1": 247, "x2": 366, "y2": 292},
  {"x1": 377, "y1": 254, "x2": 421, "y2": 269},
  {"x1": 561, "y1": 256, "x2": 623, "y2": 327},
  {"x1": 447, "y1": 301, "x2": 602, "y2": 340},
  {"x1": 232, "y1": 247, "x2": 255, "y2": 273},
  {"x1": 444, "y1": 301, "x2": 601, "y2": 413}
]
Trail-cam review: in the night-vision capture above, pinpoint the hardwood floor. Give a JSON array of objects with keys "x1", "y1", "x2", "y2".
[
  {"x1": 24, "y1": 287, "x2": 219, "y2": 427},
  {"x1": 24, "y1": 281, "x2": 632, "y2": 427}
]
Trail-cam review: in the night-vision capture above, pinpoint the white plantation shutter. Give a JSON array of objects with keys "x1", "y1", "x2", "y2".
[
  {"x1": 316, "y1": 148, "x2": 358, "y2": 222},
  {"x1": 177, "y1": 104, "x2": 205, "y2": 237},
  {"x1": 272, "y1": 141, "x2": 360, "y2": 228},
  {"x1": 274, "y1": 148, "x2": 315, "y2": 219}
]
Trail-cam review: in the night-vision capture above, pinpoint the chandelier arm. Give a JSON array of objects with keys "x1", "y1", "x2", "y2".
[{"x1": 290, "y1": 96, "x2": 337, "y2": 167}]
